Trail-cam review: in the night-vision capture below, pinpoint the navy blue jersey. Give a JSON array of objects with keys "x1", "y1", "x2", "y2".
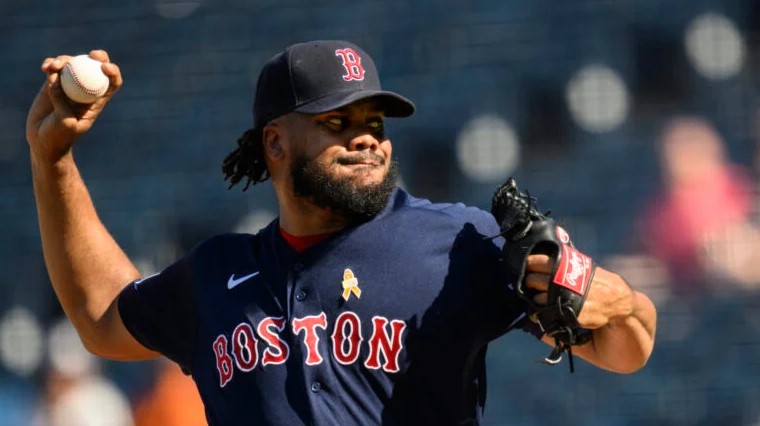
[{"x1": 118, "y1": 188, "x2": 541, "y2": 425}]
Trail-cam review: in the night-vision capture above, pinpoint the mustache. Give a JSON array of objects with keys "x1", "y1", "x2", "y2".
[{"x1": 335, "y1": 152, "x2": 386, "y2": 166}]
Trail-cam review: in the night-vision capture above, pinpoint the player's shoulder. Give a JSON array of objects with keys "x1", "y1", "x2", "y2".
[
  {"x1": 387, "y1": 187, "x2": 499, "y2": 234},
  {"x1": 184, "y1": 232, "x2": 260, "y2": 260}
]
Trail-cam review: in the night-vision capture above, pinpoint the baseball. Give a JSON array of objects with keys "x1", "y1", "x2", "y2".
[{"x1": 60, "y1": 55, "x2": 110, "y2": 104}]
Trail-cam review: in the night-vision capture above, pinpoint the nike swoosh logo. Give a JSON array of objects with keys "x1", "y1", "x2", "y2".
[
  {"x1": 133, "y1": 272, "x2": 159, "y2": 285},
  {"x1": 227, "y1": 271, "x2": 260, "y2": 290}
]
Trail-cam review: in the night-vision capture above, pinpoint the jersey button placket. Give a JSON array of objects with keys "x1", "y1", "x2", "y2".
[{"x1": 289, "y1": 262, "x2": 305, "y2": 312}]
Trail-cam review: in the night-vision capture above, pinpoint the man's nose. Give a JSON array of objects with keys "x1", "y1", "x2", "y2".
[{"x1": 348, "y1": 132, "x2": 379, "y2": 151}]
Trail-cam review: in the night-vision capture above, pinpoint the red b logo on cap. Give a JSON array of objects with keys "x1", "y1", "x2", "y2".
[{"x1": 335, "y1": 48, "x2": 365, "y2": 81}]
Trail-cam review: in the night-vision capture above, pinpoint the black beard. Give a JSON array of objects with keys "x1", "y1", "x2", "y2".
[{"x1": 291, "y1": 154, "x2": 399, "y2": 225}]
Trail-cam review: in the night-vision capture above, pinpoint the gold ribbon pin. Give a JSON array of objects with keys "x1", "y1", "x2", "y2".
[{"x1": 341, "y1": 269, "x2": 361, "y2": 301}]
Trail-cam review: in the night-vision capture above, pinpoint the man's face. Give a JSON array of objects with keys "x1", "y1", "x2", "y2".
[{"x1": 280, "y1": 99, "x2": 398, "y2": 223}]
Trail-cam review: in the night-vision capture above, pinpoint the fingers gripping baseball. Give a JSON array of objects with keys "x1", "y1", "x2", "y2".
[{"x1": 26, "y1": 50, "x2": 122, "y2": 161}]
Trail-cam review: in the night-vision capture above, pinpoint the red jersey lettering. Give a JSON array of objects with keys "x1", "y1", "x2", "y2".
[
  {"x1": 332, "y1": 312, "x2": 363, "y2": 365},
  {"x1": 292, "y1": 312, "x2": 328, "y2": 366},
  {"x1": 258, "y1": 316, "x2": 289, "y2": 366},
  {"x1": 231, "y1": 323, "x2": 259, "y2": 372},
  {"x1": 213, "y1": 334, "x2": 234, "y2": 387},
  {"x1": 364, "y1": 316, "x2": 407, "y2": 373}
]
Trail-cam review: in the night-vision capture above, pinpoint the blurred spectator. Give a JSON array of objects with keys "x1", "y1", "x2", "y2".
[
  {"x1": 636, "y1": 116, "x2": 760, "y2": 297},
  {"x1": 32, "y1": 320, "x2": 133, "y2": 426},
  {"x1": 133, "y1": 359, "x2": 206, "y2": 426}
]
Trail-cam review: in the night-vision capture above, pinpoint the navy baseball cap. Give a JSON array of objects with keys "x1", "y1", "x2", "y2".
[{"x1": 252, "y1": 40, "x2": 415, "y2": 129}]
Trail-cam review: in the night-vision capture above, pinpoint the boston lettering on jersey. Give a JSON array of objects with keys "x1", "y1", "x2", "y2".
[
  {"x1": 117, "y1": 189, "x2": 540, "y2": 425},
  {"x1": 212, "y1": 311, "x2": 406, "y2": 387}
]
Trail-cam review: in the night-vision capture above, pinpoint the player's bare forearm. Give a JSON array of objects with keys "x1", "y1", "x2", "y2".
[
  {"x1": 568, "y1": 269, "x2": 657, "y2": 373},
  {"x1": 31, "y1": 153, "x2": 141, "y2": 350}
]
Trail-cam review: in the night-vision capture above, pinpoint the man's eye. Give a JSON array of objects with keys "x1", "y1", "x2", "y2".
[
  {"x1": 368, "y1": 121, "x2": 383, "y2": 129},
  {"x1": 326, "y1": 118, "x2": 344, "y2": 127}
]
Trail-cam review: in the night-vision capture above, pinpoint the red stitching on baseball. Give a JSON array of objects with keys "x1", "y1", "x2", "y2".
[{"x1": 65, "y1": 62, "x2": 104, "y2": 95}]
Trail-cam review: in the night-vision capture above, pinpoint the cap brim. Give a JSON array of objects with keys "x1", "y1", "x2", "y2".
[{"x1": 294, "y1": 90, "x2": 415, "y2": 117}]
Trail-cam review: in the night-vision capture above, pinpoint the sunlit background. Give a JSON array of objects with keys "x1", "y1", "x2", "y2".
[{"x1": 4, "y1": 0, "x2": 760, "y2": 424}]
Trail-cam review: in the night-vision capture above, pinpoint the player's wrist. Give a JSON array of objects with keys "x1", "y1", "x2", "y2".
[
  {"x1": 30, "y1": 147, "x2": 77, "y2": 177},
  {"x1": 28, "y1": 131, "x2": 78, "y2": 161},
  {"x1": 607, "y1": 276, "x2": 637, "y2": 325}
]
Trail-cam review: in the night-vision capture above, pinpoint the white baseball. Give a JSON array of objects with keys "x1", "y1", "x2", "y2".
[{"x1": 60, "y1": 55, "x2": 110, "y2": 104}]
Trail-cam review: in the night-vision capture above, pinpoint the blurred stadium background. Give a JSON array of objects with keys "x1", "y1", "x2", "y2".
[{"x1": 4, "y1": 0, "x2": 760, "y2": 424}]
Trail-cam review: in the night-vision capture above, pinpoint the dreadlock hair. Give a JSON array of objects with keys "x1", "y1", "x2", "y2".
[{"x1": 222, "y1": 128, "x2": 270, "y2": 191}]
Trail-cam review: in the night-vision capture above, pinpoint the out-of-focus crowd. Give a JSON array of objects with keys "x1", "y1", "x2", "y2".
[
  {"x1": 23, "y1": 324, "x2": 206, "y2": 426},
  {"x1": 608, "y1": 114, "x2": 760, "y2": 306}
]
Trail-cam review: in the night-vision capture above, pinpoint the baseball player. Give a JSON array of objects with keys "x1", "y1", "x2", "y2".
[{"x1": 26, "y1": 41, "x2": 656, "y2": 425}]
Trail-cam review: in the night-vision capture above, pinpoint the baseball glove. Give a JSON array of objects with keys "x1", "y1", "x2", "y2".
[{"x1": 491, "y1": 177, "x2": 595, "y2": 372}]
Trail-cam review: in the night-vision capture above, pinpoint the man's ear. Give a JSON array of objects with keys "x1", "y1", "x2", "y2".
[{"x1": 262, "y1": 124, "x2": 284, "y2": 160}]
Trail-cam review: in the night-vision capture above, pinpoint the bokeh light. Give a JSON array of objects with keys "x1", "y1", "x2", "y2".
[
  {"x1": 456, "y1": 114, "x2": 520, "y2": 183},
  {"x1": 566, "y1": 64, "x2": 629, "y2": 133},
  {"x1": 685, "y1": 12, "x2": 745, "y2": 80},
  {"x1": 0, "y1": 307, "x2": 43, "y2": 377},
  {"x1": 48, "y1": 319, "x2": 96, "y2": 378}
]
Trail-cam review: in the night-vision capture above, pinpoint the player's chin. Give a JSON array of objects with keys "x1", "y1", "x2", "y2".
[{"x1": 339, "y1": 164, "x2": 386, "y2": 183}]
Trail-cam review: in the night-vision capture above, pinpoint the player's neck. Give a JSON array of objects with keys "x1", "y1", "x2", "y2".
[{"x1": 278, "y1": 196, "x2": 349, "y2": 236}]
